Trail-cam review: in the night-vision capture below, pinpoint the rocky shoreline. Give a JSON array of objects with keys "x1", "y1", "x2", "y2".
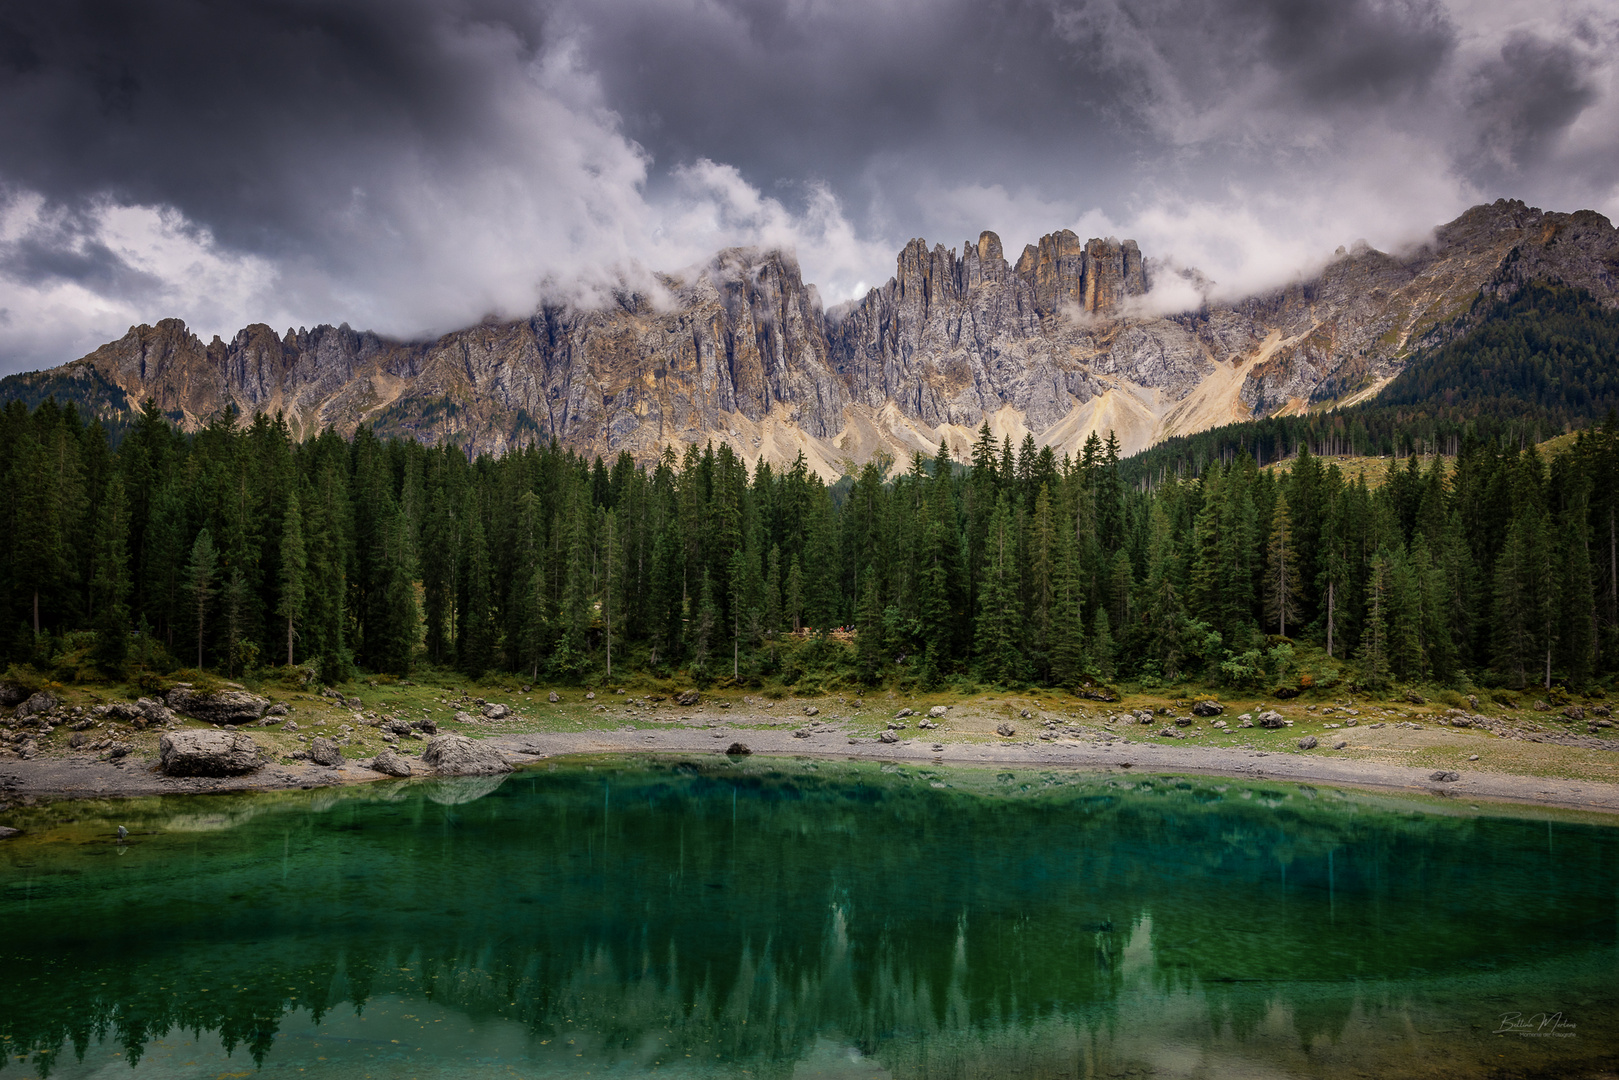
[{"x1": 3, "y1": 720, "x2": 1617, "y2": 818}]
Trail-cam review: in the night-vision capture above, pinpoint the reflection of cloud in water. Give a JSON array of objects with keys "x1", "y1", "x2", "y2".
[{"x1": 424, "y1": 774, "x2": 509, "y2": 805}]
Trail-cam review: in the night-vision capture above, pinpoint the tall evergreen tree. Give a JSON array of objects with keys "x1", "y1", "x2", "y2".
[{"x1": 185, "y1": 528, "x2": 218, "y2": 670}]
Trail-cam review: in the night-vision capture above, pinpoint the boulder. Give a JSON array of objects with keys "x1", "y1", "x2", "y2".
[
  {"x1": 1562, "y1": 705, "x2": 1585, "y2": 722},
  {"x1": 136, "y1": 698, "x2": 176, "y2": 727},
  {"x1": 16, "y1": 691, "x2": 59, "y2": 719},
  {"x1": 158, "y1": 730, "x2": 262, "y2": 777},
  {"x1": 1297, "y1": 735, "x2": 1318, "y2": 750},
  {"x1": 725, "y1": 742, "x2": 752, "y2": 756},
  {"x1": 382, "y1": 718, "x2": 414, "y2": 736},
  {"x1": 1258, "y1": 711, "x2": 1286, "y2": 729},
  {"x1": 1430, "y1": 770, "x2": 1461, "y2": 782},
  {"x1": 266, "y1": 702, "x2": 289, "y2": 716},
  {"x1": 1191, "y1": 700, "x2": 1223, "y2": 717},
  {"x1": 996, "y1": 722, "x2": 1017, "y2": 737},
  {"x1": 166, "y1": 687, "x2": 269, "y2": 725},
  {"x1": 0, "y1": 683, "x2": 27, "y2": 707},
  {"x1": 584, "y1": 691, "x2": 596, "y2": 700},
  {"x1": 894, "y1": 708, "x2": 913, "y2": 719},
  {"x1": 676, "y1": 689, "x2": 700, "y2": 706},
  {"x1": 1333, "y1": 739, "x2": 1348, "y2": 749},
  {"x1": 548, "y1": 691, "x2": 560, "y2": 703},
  {"x1": 371, "y1": 749, "x2": 413, "y2": 777},
  {"x1": 454, "y1": 711, "x2": 478, "y2": 725},
  {"x1": 412, "y1": 717, "x2": 438, "y2": 734},
  {"x1": 309, "y1": 737, "x2": 344, "y2": 767},
  {"x1": 483, "y1": 703, "x2": 511, "y2": 720},
  {"x1": 793, "y1": 729, "x2": 812, "y2": 739},
  {"x1": 928, "y1": 705, "x2": 947, "y2": 718},
  {"x1": 804, "y1": 705, "x2": 819, "y2": 717},
  {"x1": 1174, "y1": 717, "x2": 1193, "y2": 727},
  {"x1": 421, "y1": 733, "x2": 512, "y2": 775},
  {"x1": 878, "y1": 730, "x2": 900, "y2": 743},
  {"x1": 0, "y1": 826, "x2": 20, "y2": 839}
]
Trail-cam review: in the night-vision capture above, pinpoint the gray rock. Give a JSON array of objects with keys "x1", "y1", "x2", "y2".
[
  {"x1": 453, "y1": 711, "x2": 477, "y2": 725},
  {"x1": 894, "y1": 708, "x2": 913, "y2": 719},
  {"x1": 996, "y1": 722, "x2": 1017, "y2": 737},
  {"x1": 0, "y1": 683, "x2": 27, "y2": 707},
  {"x1": 1333, "y1": 739, "x2": 1348, "y2": 749},
  {"x1": 158, "y1": 730, "x2": 262, "y2": 776},
  {"x1": 804, "y1": 705, "x2": 819, "y2": 717},
  {"x1": 1562, "y1": 705, "x2": 1585, "y2": 722},
  {"x1": 1191, "y1": 700, "x2": 1224, "y2": 717},
  {"x1": 878, "y1": 730, "x2": 900, "y2": 743},
  {"x1": 309, "y1": 737, "x2": 344, "y2": 767},
  {"x1": 725, "y1": 742, "x2": 752, "y2": 756},
  {"x1": 412, "y1": 717, "x2": 438, "y2": 734},
  {"x1": 928, "y1": 705, "x2": 947, "y2": 718},
  {"x1": 165, "y1": 687, "x2": 269, "y2": 725},
  {"x1": 548, "y1": 691, "x2": 560, "y2": 703},
  {"x1": 1430, "y1": 770, "x2": 1461, "y2": 782},
  {"x1": 266, "y1": 702, "x2": 289, "y2": 716},
  {"x1": 676, "y1": 689, "x2": 700, "y2": 706},
  {"x1": 1259, "y1": 711, "x2": 1286, "y2": 728},
  {"x1": 421, "y1": 733, "x2": 512, "y2": 775},
  {"x1": 482, "y1": 703, "x2": 510, "y2": 720},
  {"x1": 0, "y1": 826, "x2": 19, "y2": 839},
  {"x1": 371, "y1": 749, "x2": 413, "y2": 777},
  {"x1": 17, "y1": 738, "x2": 38, "y2": 759},
  {"x1": 382, "y1": 718, "x2": 414, "y2": 736},
  {"x1": 1297, "y1": 735, "x2": 1319, "y2": 750},
  {"x1": 1174, "y1": 717, "x2": 1193, "y2": 727},
  {"x1": 793, "y1": 729, "x2": 812, "y2": 739},
  {"x1": 16, "y1": 691, "x2": 59, "y2": 719},
  {"x1": 1135, "y1": 710, "x2": 1154, "y2": 724},
  {"x1": 584, "y1": 691, "x2": 596, "y2": 700},
  {"x1": 69, "y1": 731, "x2": 88, "y2": 749}
]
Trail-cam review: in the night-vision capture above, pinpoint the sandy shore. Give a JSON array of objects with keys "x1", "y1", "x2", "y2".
[{"x1": 3, "y1": 719, "x2": 1617, "y2": 816}]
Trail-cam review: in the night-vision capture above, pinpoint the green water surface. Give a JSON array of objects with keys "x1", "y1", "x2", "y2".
[{"x1": 2, "y1": 758, "x2": 1616, "y2": 1079}]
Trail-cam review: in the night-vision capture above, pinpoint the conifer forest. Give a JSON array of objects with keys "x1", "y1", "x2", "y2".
[{"x1": 3, "y1": 397, "x2": 1618, "y2": 697}]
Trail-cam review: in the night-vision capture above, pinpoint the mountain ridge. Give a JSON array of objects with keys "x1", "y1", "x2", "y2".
[{"x1": 3, "y1": 198, "x2": 1616, "y2": 476}]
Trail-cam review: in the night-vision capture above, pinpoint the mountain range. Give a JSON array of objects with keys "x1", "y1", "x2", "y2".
[{"x1": 4, "y1": 198, "x2": 1616, "y2": 477}]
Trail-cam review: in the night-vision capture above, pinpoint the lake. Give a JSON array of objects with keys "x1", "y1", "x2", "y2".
[{"x1": 2, "y1": 757, "x2": 1615, "y2": 1078}]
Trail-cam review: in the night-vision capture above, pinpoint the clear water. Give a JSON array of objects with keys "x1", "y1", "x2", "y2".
[{"x1": 2, "y1": 758, "x2": 1616, "y2": 1079}]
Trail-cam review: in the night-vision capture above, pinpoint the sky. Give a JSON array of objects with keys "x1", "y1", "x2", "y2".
[{"x1": 1, "y1": 0, "x2": 1616, "y2": 375}]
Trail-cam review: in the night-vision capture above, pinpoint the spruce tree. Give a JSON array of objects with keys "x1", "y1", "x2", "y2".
[
  {"x1": 185, "y1": 528, "x2": 218, "y2": 670},
  {"x1": 1357, "y1": 550, "x2": 1392, "y2": 689},
  {"x1": 1263, "y1": 491, "x2": 1303, "y2": 637},
  {"x1": 278, "y1": 488, "x2": 307, "y2": 667},
  {"x1": 89, "y1": 473, "x2": 133, "y2": 675}
]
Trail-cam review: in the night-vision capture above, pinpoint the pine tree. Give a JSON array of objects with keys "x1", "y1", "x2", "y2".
[
  {"x1": 765, "y1": 544, "x2": 783, "y2": 637},
  {"x1": 974, "y1": 493, "x2": 1023, "y2": 683},
  {"x1": 89, "y1": 473, "x2": 133, "y2": 674},
  {"x1": 1357, "y1": 550, "x2": 1392, "y2": 689},
  {"x1": 1263, "y1": 491, "x2": 1303, "y2": 637},
  {"x1": 785, "y1": 555, "x2": 805, "y2": 633},
  {"x1": 221, "y1": 568, "x2": 249, "y2": 676},
  {"x1": 277, "y1": 488, "x2": 307, "y2": 667},
  {"x1": 185, "y1": 529, "x2": 218, "y2": 670},
  {"x1": 460, "y1": 499, "x2": 495, "y2": 677},
  {"x1": 602, "y1": 508, "x2": 623, "y2": 679},
  {"x1": 1090, "y1": 606, "x2": 1115, "y2": 681}
]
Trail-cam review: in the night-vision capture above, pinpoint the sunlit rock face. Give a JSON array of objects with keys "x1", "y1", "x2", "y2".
[{"x1": 7, "y1": 200, "x2": 1617, "y2": 478}]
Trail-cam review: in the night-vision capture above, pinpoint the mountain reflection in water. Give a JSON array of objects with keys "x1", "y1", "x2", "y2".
[{"x1": 2, "y1": 758, "x2": 1615, "y2": 1079}]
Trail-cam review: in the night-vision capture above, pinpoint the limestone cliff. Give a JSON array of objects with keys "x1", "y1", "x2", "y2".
[{"x1": 5, "y1": 199, "x2": 1616, "y2": 478}]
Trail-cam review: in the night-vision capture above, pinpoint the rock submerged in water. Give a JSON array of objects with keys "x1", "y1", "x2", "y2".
[
  {"x1": 371, "y1": 748, "x2": 413, "y2": 777},
  {"x1": 421, "y1": 733, "x2": 512, "y2": 775},
  {"x1": 309, "y1": 737, "x2": 344, "y2": 767},
  {"x1": 158, "y1": 730, "x2": 262, "y2": 777},
  {"x1": 166, "y1": 687, "x2": 270, "y2": 725}
]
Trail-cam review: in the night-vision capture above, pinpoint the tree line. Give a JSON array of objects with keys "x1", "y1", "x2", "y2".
[
  {"x1": 1127, "y1": 282, "x2": 1619, "y2": 484},
  {"x1": 3, "y1": 397, "x2": 1617, "y2": 694}
]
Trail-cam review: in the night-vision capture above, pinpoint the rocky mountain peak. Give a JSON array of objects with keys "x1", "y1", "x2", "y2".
[{"x1": 5, "y1": 201, "x2": 1617, "y2": 479}]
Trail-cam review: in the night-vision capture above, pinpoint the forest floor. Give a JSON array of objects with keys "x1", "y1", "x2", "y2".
[{"x1": 3, "y1": 675, "x2": 1618, "y2": 819}]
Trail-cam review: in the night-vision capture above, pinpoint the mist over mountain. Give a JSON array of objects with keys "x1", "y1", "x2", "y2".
[{"x1": 4, "y1": 199, "x2": 1615, "y2": 477}]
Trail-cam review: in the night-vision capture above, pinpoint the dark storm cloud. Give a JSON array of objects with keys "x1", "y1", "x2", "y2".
[
  {"x1": 0, "y1": 0, "x2": 1615, "y2": 376},
  {"x1": 0, "y1": 0, "x2": 549, "y2": 259},
  {"x1": 1468, "y1": 32, "x2": 1599, "y2": 171}
]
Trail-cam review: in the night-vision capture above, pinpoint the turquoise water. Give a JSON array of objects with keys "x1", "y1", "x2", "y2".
[{"x1": 2, "y1": 758, "x2": 1616, "y2": 1079}]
